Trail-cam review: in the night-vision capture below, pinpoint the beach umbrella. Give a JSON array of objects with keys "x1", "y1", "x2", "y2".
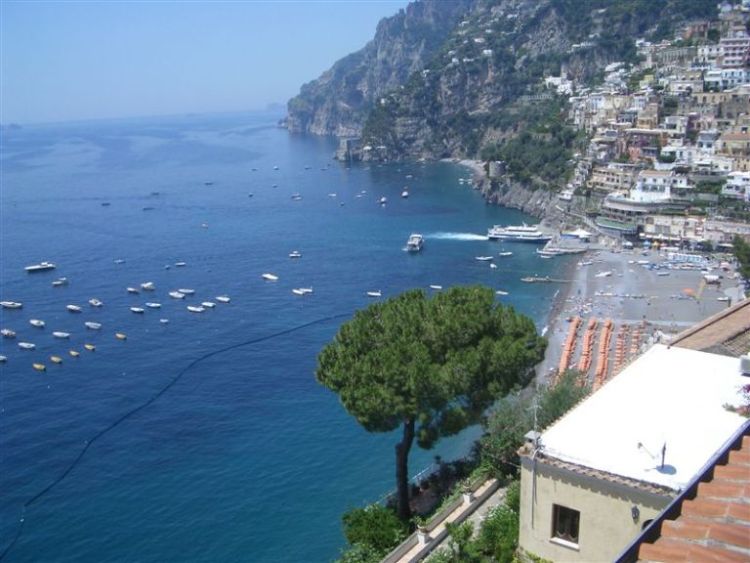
[{"x1": 682, "y1": 288, "x2": 695, "y2": 296}]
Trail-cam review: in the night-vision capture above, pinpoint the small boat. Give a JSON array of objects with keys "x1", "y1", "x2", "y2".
[
  {"x1": 142, "y1": 207, "x2": 155, "y2": 211},
  {"x1": 25, "y1": 261, "x2": 56, "y2": 273},
  {"x1": 18, "y1": 342, "x2": 36, "y2": 350},
  {"x1": 52, "y1": 277, "x2": 69, "y2": 287},
  {"x1": 29, "y1": 319, "x2": 45, "y2": 328},
  {"x1": 401, "y1": 190, "x2": 409, "y2": 198},
  {"x1": 495, "y1": 290, "x2": 509, "y2": 296},
  {"x1": 248, "y1": 193, "x2": 254, "y2": 197},
  {"x1": 289, "y1": 251, "x2": 302, "y2": 258},
  {"x1": 262, "y1": 273, "x2": 279, "y2": 281},
  {"x1": 88, "y1": 298, "x2": 103, "y2": 307},
  {"x1": 475, "y1": 256, "x2": 494, "y2": 261},
  {"x1": 169, "y1": 291, "x2": 185, "y2": 299},
  {"x1": 273, "y1": 165, "x2": 279, "y2": 170},
  {"x1": 406, "y1": 234, "x2": 424, "y2": 252},
  {"x1": 84, "y1": 343, "x2": 96, "y2": 351},
  {"x1": 490, "y1": 263, "x2": 497, "y2": 269},
  {"x1": 66, "y1": 305, "x2": 82, "y2": 313},
  {"x1": 159, "y1": 318, "x2": 169, "y2": 324},
  {"x1": 429, "y1": 285, "x2": 443, "y2": 290},
  {"x1": 114, "y1": 259, "x2": 126, "y2": 264},
  {"x1": 115, "y1": 332, "x2": 127, "y2": 340},
  {"x1": 366, "y1": 291, "x2": 382, "y2": 297},
  {"x1": 1, "y1": 328, "x2": 16, "y2": 338},
  {"x1": 291, "y1": 193, "x2": 303, "y2": 201},
  {"x1": 0, "y1": 301, "x2": 23, "y2": 309},
  {"x1": 140, "y1": 281, "x2": 155, "y2": 291},
  {"x1": 292, "y1": 288, "x2": 313, "y2": 296},
  {"x1": 187, "y1": 305, "x2": 205, "y2": 313},
  {"x1": 127, "y1": 287, "x2": 140, "y2": 294},
  {"x1": 0, "y1": 355, "x2": 6, "y2": 363},
  {"x1": 498, "y1": 251, "x2": 514, "y2": 257},
  {"x1": 145, "y1": 302, "x2": 161, "y2": 309},
  {"x1": 379, "y1": 197, "x2": 387, "y2": 205},
  {"x1": 717, "y1": 296, "x2": 730, "y2": 302},
  {"x1": 201, "y1": 301, "x2": 216, "y2": 308},
  {"x1": 130, "y1": 307, "x2": 145, "y2": 314},
  {"x1": 327, "y1": 193, "x2": 337, "y2": 198},
  {"x1": 656, "y1": 271, "x2": 670, "y2": 277},
  {"x1": 204, "y1": 181, "x2": 214, "y2": 186},
  {"x1": 101, "y1": 202, "x2": 111, "y2": 207},
  {"x1": 69, "y1": 350, "x2": 80, "y2": 357},
  {"x1": 595, "y1": 271, "x2": 612, "y2": 278},
  {"x1": 175, "y1": 261, "x2": 187, "y2": 267},
  {"x1": 215, "y1": 295, "x2": 231, "y2": 303},
  {"x1": 33, "y1": 363, "x2": 46, "y2": 372},
  {"x1": 52, "y1": 331, "x2": 71, "y2": 339},
  {"x1": 85, "y1": 321, "x2": 102, "y2": 330},
  {"x1": 50, "y1": 355, "x2": 63, "y2": 364},
  {"x1": 177, "y1": 288, "x2": 195, "y2": 295}
]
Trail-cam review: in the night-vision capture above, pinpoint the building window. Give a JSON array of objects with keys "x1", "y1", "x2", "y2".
[{"x1": 552, "y1": 504, "x2": 580, "y2": 544}]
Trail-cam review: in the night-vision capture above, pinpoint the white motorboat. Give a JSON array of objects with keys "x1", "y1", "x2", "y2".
[
  {"x1": 114, "y1": 259, "x2": 126, "y2": 264},
  {"x1": 127, "y1": 287, "x2": 140, "y2": 294},
  {"x1": 475, "y1": 256, "x2": 494, "y2": 261},
  {"x1": 406, "y1": 234, "x2": 424, "y2": 252},
  {"x1": 25, "y1": 261, "x2": 56, "y2": 273},
  {"x1": 85, "y1": 321, "x2": 102, "y2": 330},
  {"x1": 292, "y1": 288, "x2": 313, "y2": 296},
  {"x1": 366, "y1": 290, "x2": 382, "y2": 297},
  {"x1": 178, "y1": 288, "x2": 195, "y2": 295},
  {"x1": 130, "y1": 307, "x2": 145, "y2": 314},
  {"x1": 215, "y1": 295, "x2": 231, "y2": 303},
  {"x1": 595, "y1": 271, "x2": 613, "y2": 278},
  {"x1": 1, "y1": 301, "x2": 23, "y2": 309},
  {"x1": 490, "y1": 263, "x2": 497, "y2": 269},
  {"x1": 1, "y1": 328, "x2": 16, "y2": 338},
  {"x1": 18, "y1": 342, "x2": 36, "y2": 350},
  {"x1": 487, "y1": 224, "x2": 552, "y2": 243},
  {"x1": 379, "y1": 196, "x2": 387, "y2": 205},
  {"x1": 88, "y1": 298, "x2": 104, "y2": 307},
  {"x1": 495, "y1": 290, "x2": 509, "y2": 296},
  {"x1": 429, "y1": 285, "x2": 443, "y2": 290},
  {"x1": 262, "y1": 273, "x2": 279, "y2": 281},
  {"x1": 52, "y1": 277, "x2": 69, "y2": 287},
  {"x1": 717, "y1": 296, "x2": 730, "y2": 302},
  {"x1": 327, "y1": 193, "x2": 337, "y2": 198},
  {"x1": 187, "y1": 305, "x2": 205, "y2": 313},
  {"x1": 201, "y1": 301, "x2": 216, "y2": 308},
  {"x1": 289, "y1": 251, "x2": 302, "y2": 258},
  {"x1": 0, "y1": 355, "x2": 6, "y2": 362},
  {"x1": 175, "y1": 261, "x2": 187, "y2": 267},
  {"x1": 66, "y1": 304, "x2": 82, "y2": 313},
  {"x1": 401, "y1": 190, "x2": 409, "y2": 198},
  {"x1": 498, "y1": 251, "x2": 514, "y2": 257},
  {"x1": 52, "y1": 331, "x2": 70, "y2": 339},
  {"x1": 141, "y1": 281, "x2": 155, "y2": 291},
  {"x1": 29, "y1": 319, "x2": 45, "y2": 328},
  {"x1": 291, "y1": 193, "x2": 303, "y2": 201},
  {"x1": 145, "y1": 302, "x2": 162, "y2": 309},
  {"x1": 160, "y1": 318, "x2": 169, "y2": 324},
  {"x1": 169, "y1": 291, "x2": 185, "y2": 299}
]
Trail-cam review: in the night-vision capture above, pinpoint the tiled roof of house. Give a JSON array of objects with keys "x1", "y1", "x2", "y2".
[
  {"x1": 670, "y1": 298, "x2": 750, "y2": 357},
  {"x1": 636, "y1": 433, "x2": 750, "y2": 562}
]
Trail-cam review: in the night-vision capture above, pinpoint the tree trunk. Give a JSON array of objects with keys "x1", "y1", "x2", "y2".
[{"x1": 395, "y1": 417, "x2": 415, "y2": 521}]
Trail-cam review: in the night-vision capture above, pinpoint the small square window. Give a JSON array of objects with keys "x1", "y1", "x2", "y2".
[{"x1": 552, "y1": 504, "x2": 580, "y2": 544}]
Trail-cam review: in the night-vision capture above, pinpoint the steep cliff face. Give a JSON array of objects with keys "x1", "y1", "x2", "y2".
[{"x1": 285, "y1": 0, "x2": 474, "y2": 136}]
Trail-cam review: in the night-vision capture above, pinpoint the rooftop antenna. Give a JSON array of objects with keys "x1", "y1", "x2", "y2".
[{"x1": 661, "y1": 442, "x2": 667, "y2": 470}]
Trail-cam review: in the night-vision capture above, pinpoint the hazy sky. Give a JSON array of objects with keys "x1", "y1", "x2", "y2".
[{"x1": 1, "y1": 1, "x2": 409, "y2": 124}]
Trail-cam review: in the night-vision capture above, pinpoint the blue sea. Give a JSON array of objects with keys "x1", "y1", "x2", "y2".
[{"x1": 0, "y1": 111, "x2": 565, "y2": 562}]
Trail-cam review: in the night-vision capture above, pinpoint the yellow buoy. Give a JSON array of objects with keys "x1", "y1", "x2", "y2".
[
  {"x1": 115, "y1": 332, "x2": 127, "y2": 341},
  {"x1": 69, "y1": 350, "x2": 80, "y2": 357},
  {"x1": 50, "y1": 355, "x2": 63, "y2": 364},
  {"x1": 33, "y1": 363, "x2": 46, "y2": 372},
  {"x1": 84, "y1": 343, "x2": 96, "y2": 351}
]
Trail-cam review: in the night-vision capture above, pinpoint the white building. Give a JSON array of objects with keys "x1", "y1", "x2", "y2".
[
  {"x1": 723, "y1": 170, "x2": 750, "y2": 200},
  {"x1": 630, "y1": 170, "x2": 675, "y2": 202}
]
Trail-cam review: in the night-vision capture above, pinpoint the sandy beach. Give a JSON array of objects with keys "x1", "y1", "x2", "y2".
[{"x1": 537, "y1": 247, "x2": 745, "y2": 387}]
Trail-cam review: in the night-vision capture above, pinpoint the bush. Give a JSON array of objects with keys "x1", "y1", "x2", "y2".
[
  {"x1": 337, "y1": 543, "x2": 383, "y2": 563},
  {"x1": 475, "y1": 504, "x2": 519, "y2": 563},
  {"x1": 505, "y1": 480, "x2": 521, "y2": 514},
  {"x1": 342, "y1": 504, "x2": 408, "y2": 556}
]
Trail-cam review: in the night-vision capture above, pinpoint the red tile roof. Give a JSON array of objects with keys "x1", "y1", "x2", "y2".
[{"x1": 637, "y1": 435, "x2": 750, "y2": 562}]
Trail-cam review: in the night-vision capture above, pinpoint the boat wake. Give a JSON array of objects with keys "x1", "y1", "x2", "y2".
[{"x1": 427, "y1": 232, "x2": 488, "y2": 241}]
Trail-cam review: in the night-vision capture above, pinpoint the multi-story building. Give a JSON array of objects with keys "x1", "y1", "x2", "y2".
[
  {"x1": 588, "y1": 163, "x2": 640, "y2": 194},
  {"x1": 722, "y1": 170, "x2": 750, "y2": 199}
]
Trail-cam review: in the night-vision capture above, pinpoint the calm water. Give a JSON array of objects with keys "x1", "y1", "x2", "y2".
[{"x1": 0, "y1": 112, "x2": 565, "y2": 562}]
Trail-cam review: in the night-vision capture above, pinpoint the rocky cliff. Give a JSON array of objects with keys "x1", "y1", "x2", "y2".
[{"x1": 285, "y1": 0, "x2": 473, "y2": 137}]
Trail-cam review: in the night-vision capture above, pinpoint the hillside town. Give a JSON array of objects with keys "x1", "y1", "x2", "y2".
[{"x1": 550, "y1": 1, "x2": 750, "y2": 249}]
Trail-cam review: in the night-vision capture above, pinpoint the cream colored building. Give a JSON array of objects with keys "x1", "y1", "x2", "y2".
[{"x1": 518, "y1": 345, "x2": 748, "y2": 562}]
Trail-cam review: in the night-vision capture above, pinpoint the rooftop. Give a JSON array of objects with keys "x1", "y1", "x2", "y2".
[
  {"x1": 671, "y1": 298, "x2": 750, "y2": 358},
  {"x1": 538, "y1": 345, "x2": 748, "y2": 492}
]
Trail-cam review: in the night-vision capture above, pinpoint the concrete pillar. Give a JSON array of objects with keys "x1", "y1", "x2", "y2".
[{"x1": 417, "y1": 527, "x2": 431, "y2": 546}]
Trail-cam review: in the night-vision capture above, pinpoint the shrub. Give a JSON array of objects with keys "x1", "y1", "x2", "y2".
[
  {"x1": 475, "y1": 504, "x2": 519, "y2": 563},
  {"x1": 342, "y1": 504, "x2": 408, "y2": 556}
]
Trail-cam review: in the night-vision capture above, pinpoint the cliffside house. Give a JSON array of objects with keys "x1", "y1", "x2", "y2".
[{"x1": 518, "y1": 342, "x2": 749, "y2": 562}]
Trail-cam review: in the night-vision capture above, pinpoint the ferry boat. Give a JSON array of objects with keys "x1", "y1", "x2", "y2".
[
  {"x1": 25, "y1": 261, "x2": 56, "y2": 273},
  {"x1": 406, "y1": 234, "x2": 424, "y2": 252},
  {"x1": 487, "y1": 224, "x2": 552, "y2": 243}
]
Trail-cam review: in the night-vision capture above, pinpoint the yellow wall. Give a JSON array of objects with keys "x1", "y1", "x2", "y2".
[{"x1": 519, "y1": 456, "x2": 671, "y2": 562}]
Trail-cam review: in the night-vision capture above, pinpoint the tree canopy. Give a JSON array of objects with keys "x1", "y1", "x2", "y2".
[{"x1": 316, "y1": 286, "x2": 546, "y2": 520}]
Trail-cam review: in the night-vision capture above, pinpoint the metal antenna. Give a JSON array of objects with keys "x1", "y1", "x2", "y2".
[{"x1": 661, "y1": 442, "x2": 667, "y2": 469}]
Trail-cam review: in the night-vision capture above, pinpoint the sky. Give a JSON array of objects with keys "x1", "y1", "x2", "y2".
[{"x1": 1, "y1": 0, "x2": 410, "y2": 124}]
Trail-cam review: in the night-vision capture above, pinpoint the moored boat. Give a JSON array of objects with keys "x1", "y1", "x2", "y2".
[
  {"x1": 18, "y1": 342, "x2": 36, "y2": 350},
  {"x1": 52, "y1": 331, "x2": 71, "y2": 339},
  {"x1": 29, "y1": 319, "x2": 45, "y2": 328},
  {"x1": 85, "y1": 321, "x2": 102, "y2": 330},
  {"x1": 201, "y1": 301, "x2": 216, "y2": 308},
  {"x1": 429, "y1": 285, "x2": 443, "y2": 290},
  {"x1": 50, "y1": 355, "x2": 63, "y2": 364},
  {"x1": 127, "y1": 287, "x2": 139, "y2": 294},
  {"x1": 145, "y1": 302, "x2": 161, "y2": 309},
  {"x1": 498, "y1": 251, "x2": 514, "y2": 257},
  {"x1": 66, "y1": 304, "x2": 82, "y2": 313},
  {"x1": 33, "y1": 363, "x2": 46, "y2": 372},
  {"x1": 169, "y1": 291, "x2": 185, "y2": 299},
  {"x1": 84, "y1": 343, "x2": 96, "y2": 351},
  {"x1": 1, "y1": 301, "x2": 23, "y2": 309},
  {"x1": 130, "y1": 307, "x2": 145, "y2": 314},
  {"x1": 115, "y1": 332, "x2": 127, "y2": 340},
  {"x1": 1, "y1": 328, "x2": 16, "y2": 338},
  {"x1": 52, "y1": 277, "x2": 69, "y2": 287},
  {"x1": 215, "y1": 295, "x2": 230, "y2": 303},
  {"x1": 88, "y1": 298, "x2": 103, "y2": 307},
  {"x1": 177, "y1": 288, "x2": 195, "y2": 295},
  {"x1": 140, "y1": 281, "x2": 155, "y2": 291},
  {"x1": 69, "y1": 350, "x2": 80, "y2": 357},
  {"x1": 475, "y1": 256, "x2": 494, "y2": 261},
  {"x1": 289, "y1": 250, "x2": 302, "y2": 258},
  {"x1": 262, "y1": 273, "x2": 278, "y2": 281},
  {"x1": 366, "y1": 290, "x2": 382, "y2": 297},
  {"x1": 187, "y1": 305, "x2": 205, "y2": 313}
]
